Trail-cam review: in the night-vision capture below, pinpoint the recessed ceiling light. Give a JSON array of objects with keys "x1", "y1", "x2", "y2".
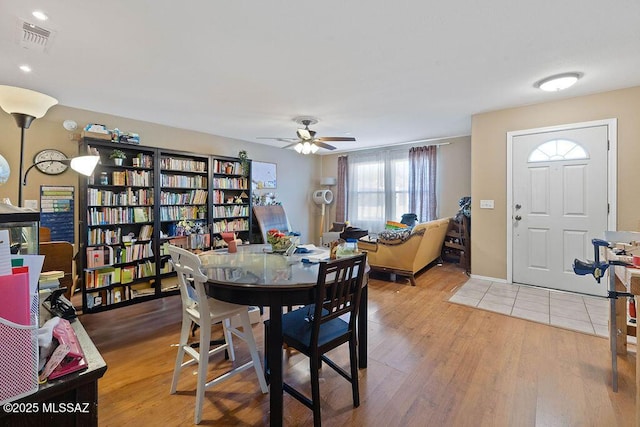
[
  {"x1": 19, "y1": 65, "x2": 32, "y2": 73},
  {"x1": 535, "y1": 72, "x2": 582, "y2": 92},
  {"x1": 32, "y1": 10, "x2": 48, "y2": 21}
]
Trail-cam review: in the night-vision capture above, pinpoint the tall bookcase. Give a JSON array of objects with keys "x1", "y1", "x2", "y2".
[
  {"x1": 79, "y1": 138, "x2": 252, "y2": 313},
  {"x1": 211, "y1": 156, "x2": 251, "y2": 247}
]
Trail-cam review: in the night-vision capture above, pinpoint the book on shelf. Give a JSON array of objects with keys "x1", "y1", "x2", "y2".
[
  {"x1": 87, "y1": 246, "x2": 114, "y2": 268},
  {"x1": 133, "y1": 207, "x2": 150, "y2": 222},
  {"x1": 138, "y1": 224, "x2": 153, "y2": 240}
]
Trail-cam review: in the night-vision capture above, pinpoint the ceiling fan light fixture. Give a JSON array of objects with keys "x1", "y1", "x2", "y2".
[
  {"x1": 301, "y1": 142, "x2": 313, "y2": 154},
  {"x1": 294, "y1": 143, "x2": 304, "y2": 153},
  {"x1": 535, "y1": 72, "x2": 582, "y2": 92},
  {"x1": 310, "y1": 143, "x2": 319, "y2": 154}
]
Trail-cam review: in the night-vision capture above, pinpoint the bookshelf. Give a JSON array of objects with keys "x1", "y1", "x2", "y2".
[
  {"x1": 80, "y1": 139, "x2": 159, "y2": 313},
  {"x1": 158, "y1": 149, "x2": 210, "y2": 293},
  {"x1": 211, "y1": 156, "x2": 251, "y2": 248},
  {"x1": 79, "y1": 138, "x2": 253, "y2": 313}
]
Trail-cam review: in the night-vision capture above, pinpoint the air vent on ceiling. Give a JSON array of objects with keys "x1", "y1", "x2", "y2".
[{"x1": 18, "y1": 20, "x2": 54, "y2": 52}]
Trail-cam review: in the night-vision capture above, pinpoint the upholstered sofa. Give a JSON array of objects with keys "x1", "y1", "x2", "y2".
[{"x1": 357, "y1": 217, "x2": 450, "y2": 286}]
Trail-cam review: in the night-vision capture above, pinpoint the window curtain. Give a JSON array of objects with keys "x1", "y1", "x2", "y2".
[
  {"x1": 347, "y1": 151, "x2": 386, "y2": 232},
  {"x1": 336, "y1": 156, "x2": 348, "y2": 222},
  {"x1": 409, "y1": 146, "x2": 437, "y2": 222}
]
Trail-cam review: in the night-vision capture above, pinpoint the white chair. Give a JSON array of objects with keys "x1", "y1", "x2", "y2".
[{"x1": 168, "y1": 245, "x2": 268, "y2": 424}]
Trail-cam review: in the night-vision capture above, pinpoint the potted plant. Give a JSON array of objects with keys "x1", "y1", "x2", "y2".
[
  {"x1": 197, "y1": 205, "x2": 207, "y2": 219},
  {"x1": 109, "y1": 149, "x2": 127, "y2": 166}
]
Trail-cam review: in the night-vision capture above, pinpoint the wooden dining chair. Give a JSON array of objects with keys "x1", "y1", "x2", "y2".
[
  {"x1": 266, "y1": 253, "x2": 367, "y2": 426},
  {"x1": 168, "y1": 245, "x2": 268, "y2": 424}
]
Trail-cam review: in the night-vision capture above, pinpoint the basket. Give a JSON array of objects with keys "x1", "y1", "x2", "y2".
[{"x1": 0, "y1": 291, "x2": 39, "y2": 404}]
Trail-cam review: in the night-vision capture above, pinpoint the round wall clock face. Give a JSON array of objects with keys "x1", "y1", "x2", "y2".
[{"x1": 34, "y1": 149, "x2": 69, "y2": 175}]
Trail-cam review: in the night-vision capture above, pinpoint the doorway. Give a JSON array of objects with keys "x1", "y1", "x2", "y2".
[{"x1": 506, "y1": 119, "x2": 617, "y2": 296}]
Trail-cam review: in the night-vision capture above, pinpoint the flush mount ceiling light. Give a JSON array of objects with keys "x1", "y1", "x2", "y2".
[{"x1": 535, "y1": 72, "x2": 582, "y2": 92}]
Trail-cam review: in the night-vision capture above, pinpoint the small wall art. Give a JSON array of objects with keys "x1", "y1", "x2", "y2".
[{"x1": 251, "y1": 161, "x2": 277, "y2": 189}]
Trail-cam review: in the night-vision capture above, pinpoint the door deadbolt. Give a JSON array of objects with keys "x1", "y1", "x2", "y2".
[{"x1": 515, "y1": 204, "x2": 521, "y2": 210}]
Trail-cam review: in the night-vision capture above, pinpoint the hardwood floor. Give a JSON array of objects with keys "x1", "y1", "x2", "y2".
[{"x1": 79, "y1": 263, "x2": 636, "y2": 426}]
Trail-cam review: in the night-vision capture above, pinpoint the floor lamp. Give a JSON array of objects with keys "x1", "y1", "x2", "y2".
[{"x1": 0, "y1": 85, "x2": 58, "y2": 206}]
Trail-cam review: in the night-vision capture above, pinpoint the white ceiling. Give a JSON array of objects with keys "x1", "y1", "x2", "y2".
[{"x1": 1, "y1": 1, "x2": 639, "y2": 154}]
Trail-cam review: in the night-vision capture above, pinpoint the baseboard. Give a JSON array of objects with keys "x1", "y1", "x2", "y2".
[{"x1": 469, "y1": 274, "x2": 507, "y2": 283}]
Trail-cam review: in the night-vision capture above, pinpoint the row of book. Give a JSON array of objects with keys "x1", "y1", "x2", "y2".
[
  {"x1": 212, "y1": 159, "x2": 244, "y2": 175},
  {"x1": 85, "y1": 260, "x2": 156, "y2": 289},
  {"x1": 86, "y1": 225, "x2": 152, "y2": 245},
  {"x1": 160, "y1": 157, "x2": 207, "y2": 172},
  {"x1": 85, "y1": 287, "x2": 127, "y2": 309},
  {"x1": 211, "y1": 177, "x2": 247, "y2": 190},
  {"x1": 86, "y1": 241, "x2": 154, "y2": 267},
  {"x1": 212, "y1": 204, "x2": 249, "y2": 218},
  {"x1": 87, "y1": 187, "x2": 153, "y2": 206},
  {"x1": 167, "y1": 233, "x2": 211, "y2": 250},
  {"x1": 160, "y1": 174, "x2": 207, "y2": 188},
  {"x1": 160, "y1": 189, "x2": 207, "y2": 205},
  {"x1": 111, "y1": 170, "x2": 153, "y2": 187},
  {"x1": 160, "y1": 205, "x2": 201, "y2": 221},
  {"x1": 87, "y1": 206, "x2": 153, "y2": 225},
  {"x1": 211, "y1": 218, "x2": 249, "y2": 233},
  {"x1": 135, "y1": 153, "x2": 154, "y2": 168}
]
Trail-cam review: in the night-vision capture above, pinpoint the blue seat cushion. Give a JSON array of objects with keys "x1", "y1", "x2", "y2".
[{"x1": 281, "y1": 305, "x2": 349, "y2": 351}]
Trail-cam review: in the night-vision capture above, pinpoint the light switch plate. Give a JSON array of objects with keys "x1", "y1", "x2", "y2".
[{"x1": 480, "y1": 199, "x2": 494, "y2": 209}]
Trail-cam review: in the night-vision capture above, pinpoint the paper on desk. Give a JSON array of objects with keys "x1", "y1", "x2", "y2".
[
  {"x1": 297, "y1": 244, "x2": 318, "y2": 251},
  {"x1": 0, "y1": 230, "x2": 11, "y2": 276},
  {"x1": 12, "y1": 255, "x2": 45, "y2": 294}
]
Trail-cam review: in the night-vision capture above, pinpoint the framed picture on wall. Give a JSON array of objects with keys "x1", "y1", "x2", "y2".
[{"x1": 252, "y1": 161, "x2": 277, "y2": 189}]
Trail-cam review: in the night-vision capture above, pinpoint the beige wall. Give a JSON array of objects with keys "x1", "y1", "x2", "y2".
[
  {"x1": 471, "y1": 85, "x2": 640, "y2": 280},
  {"x1": 0, "y1": 105, "x2": 321, "y2": 246},
  {"x1": 320, "y1": 135, "x2": 472, "y2": 228}
]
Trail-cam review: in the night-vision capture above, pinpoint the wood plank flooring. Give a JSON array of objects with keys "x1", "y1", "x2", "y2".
[{"x1": 79, "y1": 263, "x2": 636, "y2": 426}]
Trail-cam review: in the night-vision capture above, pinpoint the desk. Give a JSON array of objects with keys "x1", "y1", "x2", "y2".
[
  {"x1": 199, "y1": 246, "x2": 367, "y2": 427},
  {"x1": 0, "y1": 318, "x2": 107, "y2": 426}
]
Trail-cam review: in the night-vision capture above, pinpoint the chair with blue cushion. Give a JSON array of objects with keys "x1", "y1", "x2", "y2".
[{"x1": 266, "y1": 252, "x2": 367, "y2": 426}]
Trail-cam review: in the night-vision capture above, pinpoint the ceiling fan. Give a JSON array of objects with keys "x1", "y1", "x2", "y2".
[{"x1": 257, "y1": 116, "x2": 356, "y2": 154}]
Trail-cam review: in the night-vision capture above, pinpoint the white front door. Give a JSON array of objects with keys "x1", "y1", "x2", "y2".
[{"x1": 512, "y1": 125, "x2": 609, "y2": 296}]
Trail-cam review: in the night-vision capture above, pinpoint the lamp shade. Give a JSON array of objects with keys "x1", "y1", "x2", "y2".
[
  {"x1": 70, "y1": 155, "x2": 100, "y2": 176},
  {"x1": 0, "y1": 85, "x2": 58, "y2": 118}
]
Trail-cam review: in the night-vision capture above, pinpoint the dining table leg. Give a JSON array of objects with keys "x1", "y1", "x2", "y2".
[
  {"x1": 268, "y1": 302, "x2": 284, "y2": 426},
  {"x1": 358, "y1": 283, "x2": 368, "y2": 369}
]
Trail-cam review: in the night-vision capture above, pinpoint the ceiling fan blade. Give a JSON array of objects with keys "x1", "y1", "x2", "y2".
[
  {"x1": 314, "y1": 141, "x2": 337, "y2": 150},
  {"x1": 256, "y1": 137, "x2": 298, "y2": 142},
  {"x1": 317, "y1": 136, "x2": 356, "y2": 142},
  {"x1": 282, "y1": 143, "x2": 300, "y2": 149}
]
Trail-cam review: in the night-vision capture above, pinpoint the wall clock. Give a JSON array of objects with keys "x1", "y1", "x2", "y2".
[{"x1": 34, "y1": 149, "x2": 69, "y2": 175}]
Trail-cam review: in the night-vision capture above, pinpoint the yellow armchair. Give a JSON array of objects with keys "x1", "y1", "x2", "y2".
[{"x1": 358, "y1": 217, "x2": 450, "y2": 286}]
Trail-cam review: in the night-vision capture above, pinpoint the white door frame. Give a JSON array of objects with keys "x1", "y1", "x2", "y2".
[{"x1": 506, "y1": 118, "x2": 617, "y2": 284}]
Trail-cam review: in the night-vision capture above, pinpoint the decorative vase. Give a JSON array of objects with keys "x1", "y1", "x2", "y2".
[{"x1": 114, "y1": 158, "x2": 123, "y2": 166}]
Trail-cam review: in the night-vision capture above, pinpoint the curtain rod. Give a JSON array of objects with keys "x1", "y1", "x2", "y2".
[{"x1": 335, "y1": 134, "x2": 466, "y2": 155}]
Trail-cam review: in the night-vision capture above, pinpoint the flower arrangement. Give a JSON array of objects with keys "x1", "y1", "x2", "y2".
[{"x1": 266, "y1": 229, "x2": 293, "y2": 253}]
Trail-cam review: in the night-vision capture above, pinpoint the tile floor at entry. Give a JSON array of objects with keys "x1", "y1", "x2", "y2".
[{"x1": 450, "y1": 278, "x2": 612, "y2": 337}]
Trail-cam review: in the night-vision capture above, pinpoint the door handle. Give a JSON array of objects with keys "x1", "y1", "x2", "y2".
[{"x1": 515, "y1": 215, "x2": 522, "y2": 221}]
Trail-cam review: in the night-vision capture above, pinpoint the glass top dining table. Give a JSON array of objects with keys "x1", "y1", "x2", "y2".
[{"x1": 198, "y1": 244, "x2": 368, "y2": 427}]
